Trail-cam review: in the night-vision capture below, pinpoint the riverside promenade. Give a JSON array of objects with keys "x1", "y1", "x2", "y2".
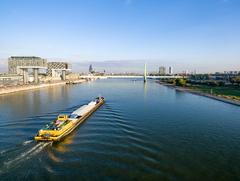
[
  {"x1": 158, "y1": 82, "x2": 240, "y2": 106},
  {"x1": 0, "y1": 79, "x2": 86, "y2": 95}
]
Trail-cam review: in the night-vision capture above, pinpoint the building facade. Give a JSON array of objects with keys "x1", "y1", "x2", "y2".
[
  {"x1": 159, "y1": 66, "x2": 166, "y2": 75},
  {"x1": 47, "y1": 62, "x2": 70, "y2": 77},
  {"x1": 224, "y1": 71, "x2": 240, "y2": 75},
  {"x1": 168, "y1": 66, "x2": 173, "y2": 75},
  {"x1": 8, "y1": 56, "x2": 47, "y2": 75}
]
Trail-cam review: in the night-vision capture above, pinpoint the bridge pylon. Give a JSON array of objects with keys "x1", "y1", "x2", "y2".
[{"x1": 144, "y1": 63, "x2": 147, "y2": 83}]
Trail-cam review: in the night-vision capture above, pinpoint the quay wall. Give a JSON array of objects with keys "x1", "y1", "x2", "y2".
[{"x1": 0, "y1": 79, "x2": 86, "y2": 95}]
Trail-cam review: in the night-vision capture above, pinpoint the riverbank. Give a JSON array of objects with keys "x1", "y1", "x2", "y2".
[
  {"x1": 157, "y1": 81, "x2": 240, "y2": 106},
  {"x1": 0, "y1": 79, "x2": 86, "y2": 95}
]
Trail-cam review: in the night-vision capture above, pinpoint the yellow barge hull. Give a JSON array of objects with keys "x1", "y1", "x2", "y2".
[{"x1": 34, "y1": 98, "x2": 104, "y2": 142}]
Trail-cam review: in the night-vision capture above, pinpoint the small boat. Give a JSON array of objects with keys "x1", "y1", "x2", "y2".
[{"x1": 34, "y1": 97, "x2": 104, "y2": 141}]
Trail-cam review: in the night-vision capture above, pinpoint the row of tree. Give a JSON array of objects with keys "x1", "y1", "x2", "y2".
[
  {"x1": 162, "y1": 76, "x2": 240, "y2": 87},
  {"x1": 162, "y1": 78, "x2": 187, "y2": 86}
]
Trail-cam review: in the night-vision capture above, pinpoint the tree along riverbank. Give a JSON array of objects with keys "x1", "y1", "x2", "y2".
[
  {"x1": 157, "y1": 81, "x2": 240, "y2": 107},
  {"x1": 0, "y1": 79, "x2": 86, "y2": 95}
]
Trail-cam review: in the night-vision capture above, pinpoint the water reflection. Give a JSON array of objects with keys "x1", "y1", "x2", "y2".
[
  {"x1": 143, "y1": 82, "x2": 148, "y2": 99},
  {"x1": 0, "y1": 85, "x2": 71, "y2": 121},
  {"x1": 51, "y1": 130, "x2": 76, "y2": 154},
  {"x1": 47, "y1": 149, "x2": 62, "y2": 163}
]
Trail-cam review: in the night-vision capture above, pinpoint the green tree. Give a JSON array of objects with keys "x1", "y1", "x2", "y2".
[
  {"x1": 218, "y1": 81, "x2": 225, "y2": 86},
  {"x1": 175, "y1": 78, "x2": 187, "y2": 87},
  {"x1": 207, "y1": 80, "x2": 218, "y2": 86},
  {"x1": 233, "y1": 76, "x2": 240, "y2": 86}
]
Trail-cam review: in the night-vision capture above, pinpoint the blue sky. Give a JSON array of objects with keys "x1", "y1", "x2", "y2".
[{"x1": 0, "y1": 0, "x2": 240, "y2": 73}]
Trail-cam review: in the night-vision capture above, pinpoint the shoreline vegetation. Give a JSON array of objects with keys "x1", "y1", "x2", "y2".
[
  {"x1": 157, "y1": 80, "x2": 240, "y2": 106},
  {"x1": 0, "y1": 79, "x2": 86, "y2": 95}
]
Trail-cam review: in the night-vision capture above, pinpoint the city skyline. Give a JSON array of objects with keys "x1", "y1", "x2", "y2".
[{"x1": 0, "y1": 0, "x2": 240, "y2": 73}]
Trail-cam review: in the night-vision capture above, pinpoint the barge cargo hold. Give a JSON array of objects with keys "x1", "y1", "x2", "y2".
[{"x1": 34, "y1": 97, "x2": 104, "y2": 142}]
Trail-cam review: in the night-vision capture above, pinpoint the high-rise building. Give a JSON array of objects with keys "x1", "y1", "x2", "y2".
[
  {"x1": 159, "y1": 66, "x2": 166, "y2": 75},
  {"x1": 89, "y1": 64, "x2": 93, "y2": 73},
  {"x1": 168, "y1": 66, "x2": 173, "y2": 75}
]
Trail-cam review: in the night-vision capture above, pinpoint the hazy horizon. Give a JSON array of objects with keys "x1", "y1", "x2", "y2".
[{"x1": 1, "y1": 0, "x2": 240, "y2": 73}]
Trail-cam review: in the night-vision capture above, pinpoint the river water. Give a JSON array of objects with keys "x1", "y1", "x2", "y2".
[{"x1": 0, "y1": 79, "x2": 239, "y2": 180}]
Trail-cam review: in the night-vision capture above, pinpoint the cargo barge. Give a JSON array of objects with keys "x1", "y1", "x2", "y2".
[{"x1": 35, "y1": 97, "x2": 104, "y2": 141}]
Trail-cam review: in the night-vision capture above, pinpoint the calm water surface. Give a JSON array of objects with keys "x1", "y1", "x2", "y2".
[{"x1": 0, "y1": 79, "x2": 239, "y2": 180}]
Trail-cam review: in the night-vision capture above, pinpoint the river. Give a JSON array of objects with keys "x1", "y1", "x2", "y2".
[{"x1": 0, "y1": 79, "x2": 239, "y2": 180}]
